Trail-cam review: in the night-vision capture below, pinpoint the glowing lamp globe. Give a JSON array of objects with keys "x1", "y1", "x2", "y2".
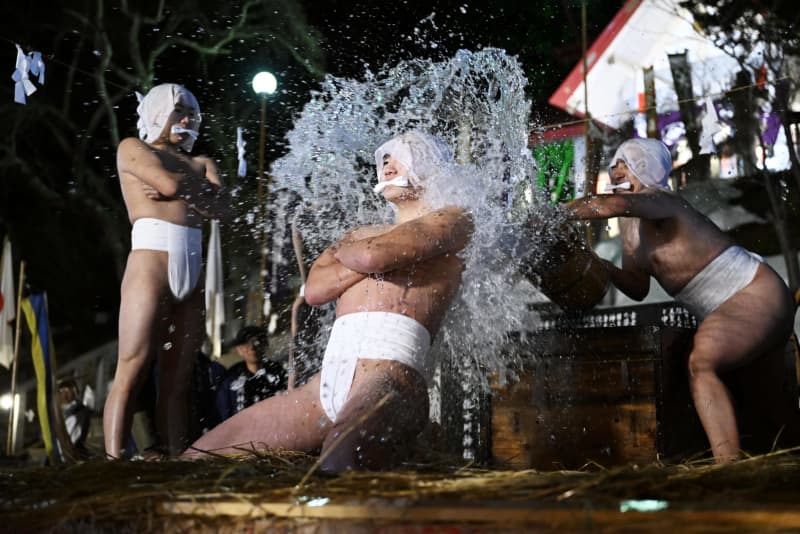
[{"x1": 252, "y1": 71, "x2": 278, "y2": 95}]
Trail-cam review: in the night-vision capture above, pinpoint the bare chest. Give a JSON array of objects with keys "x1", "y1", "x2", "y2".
[
  {"x1": 156, "y1": 150, "x2": 205, "y2": 176},
  {"x1": 337, "y1": 254, "x2": 464, "y2": 330},
  {"x1": 632, "y1": 219, "x2": 681, "y2": 272}
]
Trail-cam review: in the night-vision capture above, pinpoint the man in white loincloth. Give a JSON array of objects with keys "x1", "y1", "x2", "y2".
[
  {"x1": 566, "y1": 138, "x2": 798, "y2": 462},
  {"x1": 187, "y1": 131, "x2": 473, "y2": 470},
  {"x1": 104, "y1": 83, "x2": 230, "y2": 458}
]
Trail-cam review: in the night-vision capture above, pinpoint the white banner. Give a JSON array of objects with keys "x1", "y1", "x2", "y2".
[
  {"x1": 0, "y1": 237, "x2": 15, "y2": 368},
  {"x1": 204, "y1": 220, "x2": 225, "y2": 359}
]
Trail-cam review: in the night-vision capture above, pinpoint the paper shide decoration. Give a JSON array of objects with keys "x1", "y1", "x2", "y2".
[
  {"x1": 12, "y1": 44, "x2": 45, "y2": 105},
  {"x1": 236, "y1": 126, "x2": 247, "y2": 177}
]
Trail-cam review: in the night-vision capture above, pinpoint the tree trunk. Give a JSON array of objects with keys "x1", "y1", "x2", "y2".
[
  {"x1": 730, "y1": 70, "x2": 759, "y2": 177},
  {"x1": 775, "y1": 79, "x2": 800, "y2": 193},
  {"x1": 763, "y1": 170, "x2": 800, "y2": 291}
]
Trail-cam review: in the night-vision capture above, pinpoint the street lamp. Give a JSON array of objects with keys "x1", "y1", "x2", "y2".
[
  {"x1": 252, "y1": 71, "x2": 278, "y2": 326},
  {"x1": 252, "y1": 71, "x2": 277, "y2": 95}
]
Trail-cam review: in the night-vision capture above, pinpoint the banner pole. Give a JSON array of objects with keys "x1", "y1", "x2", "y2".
[{"x1": 5, "y1": 260, "x2": 25, "y2": 456}]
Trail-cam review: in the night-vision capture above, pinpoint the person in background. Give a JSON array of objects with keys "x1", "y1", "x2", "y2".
[
  {"x1": 191, "y1": 347, "x2": 226, "y2": 435},
  {"x1": 216, "y1": 326, "x2": 287, "y2": 421},
  {"x1": 58, "y1": 378, "x2": 92, "y2": 457}
]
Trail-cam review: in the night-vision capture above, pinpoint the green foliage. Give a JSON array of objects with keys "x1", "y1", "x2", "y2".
[{"x1": 533, "y1": 140, "x2": 576, "y2": 204}]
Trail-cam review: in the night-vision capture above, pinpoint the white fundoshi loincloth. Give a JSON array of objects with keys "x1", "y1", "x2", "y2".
[
  {"x1": 319, "y1": 311, "x2": 433, "y2": 423},
  {"x1": 675, "y1": 245, "x2": 762, "y2": 320},
  {"x1": 131, "y1": 217, "x2": 203, "y2": 301}
]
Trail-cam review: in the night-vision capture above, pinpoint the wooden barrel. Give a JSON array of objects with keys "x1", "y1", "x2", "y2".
[
  {"x1": 490, "y1": 325, "x2": 704, "y2": 469},
  {"x1": 520, "y1": 223, "x2": 609, "y2": 311}
]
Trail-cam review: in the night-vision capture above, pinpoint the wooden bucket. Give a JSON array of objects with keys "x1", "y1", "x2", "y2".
[{"x1": 520, "y1": 223, "x2": 609, "y2": 311}]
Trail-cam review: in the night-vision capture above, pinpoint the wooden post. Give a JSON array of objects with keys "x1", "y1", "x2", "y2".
[
  {"x1": 5, "y1": 260, "x2": 25, "y2": 456},
  {"x1": 256, "y1": 96, "x2": 268, "y2": 326},
  {"x1": 643, "y1": 66, "x2": 659, "y2": 139},
  {"x1": 287, "y1": 221, "x2": 307, "y2": 390},
  {"x1": 581, "y1": 0, "x2": 593, "y2": 197},
  {"x1": 579, "y1": 0, "x2": 602, "y2": 247}
]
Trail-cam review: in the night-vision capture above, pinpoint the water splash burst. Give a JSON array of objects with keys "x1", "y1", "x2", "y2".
[{"x1": 272, "y1": 48, "x2": 565, "y2": 391}]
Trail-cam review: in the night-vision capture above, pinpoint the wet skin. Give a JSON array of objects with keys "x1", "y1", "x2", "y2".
[
  {"x1": 105, "y1": 94, "x2": 230, "y2": 458},
  {"x1": 566, "y1": 160, "x2": 797, "y2": 461},
  {"x1": 186, "y1": 155, "x2": 473, "y2": 470}
]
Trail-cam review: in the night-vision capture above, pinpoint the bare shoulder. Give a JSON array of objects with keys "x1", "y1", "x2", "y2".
[
  {"x1": 116, "y1": 137, "x2": 155, "y2": 177},
  {"x1": 344, "y1": 224, "x2": 393, "y2": 241},
  {"x1": 117, "y1": 136, "x2": 149, "y2": 156},
  {"x1": 419, "y1": 206, "x2": 474, "y2": 236},
  {"x1": 640, "y1": 188, "x2": 686, "y2": 205},
  {"x1": 429, "y1": 205, "x2": 470, "y2": 219},
  {"x1": 191, "y1": 155, "x2": 219, "y2": 184},
  {"x1": 647, "y1": 189, "x2": 706, "y2": 219},
  {"x1": 619, "y1": 189, "x2": 687, "y2": 219},
  {"x1": 192, "y1": 154, "x2": 214, "y2": 166}
]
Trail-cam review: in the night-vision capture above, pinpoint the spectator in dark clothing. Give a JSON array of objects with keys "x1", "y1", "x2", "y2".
[
  {"x1": 216, "y1": 326, "x2": 287, "y2": 421},
  {"x1": 58, "y1": 378, "x2": 92, "y2": 458},
  {"x1": 191, "y1": 350, "x2": 226, "y2": 436}
]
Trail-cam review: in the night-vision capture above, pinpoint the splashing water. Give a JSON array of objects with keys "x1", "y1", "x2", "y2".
[{"x1": 271, "y1": 48, "x2": 566, "y2": 390}]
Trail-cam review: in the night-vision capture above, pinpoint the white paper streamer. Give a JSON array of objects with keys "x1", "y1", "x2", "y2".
[
  {"x1": 28, "y1": 51, "x2": 44, "y2": 85},
  {"x1": 11, "y1": 45, "x2": 37, "y2": 104},
  {"x1": 11, "y1": 45, "x2": 45, "y2": 105},
  {"x1": 236, "y1": 127, "x2": 247, "y2": 177}
]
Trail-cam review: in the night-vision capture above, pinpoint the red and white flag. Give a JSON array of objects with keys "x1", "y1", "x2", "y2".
[{"x1": 0, "y1": 237, "x2": 15, "y2": 368}]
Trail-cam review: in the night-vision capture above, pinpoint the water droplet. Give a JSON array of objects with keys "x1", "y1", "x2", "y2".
[{"x1": 270, "y1": 49, "x2": 560, "y2": 397}]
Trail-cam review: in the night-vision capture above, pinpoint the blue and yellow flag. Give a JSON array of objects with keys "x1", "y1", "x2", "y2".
[{"x1": 21, "y1": 293, "x2": 62, "y2": 464}]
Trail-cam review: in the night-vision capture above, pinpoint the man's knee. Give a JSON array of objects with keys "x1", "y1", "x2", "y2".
[
  {"x1": 320, "y1": 424, "x2": 408, "y2": 472},
  {"x1": 110, "y1": 363, "x2": 146, "y2": 394},
  {"x1": 687, "y1": 348, "x2": 719, "y2": 379},
  {"x1": 320, "y1": 406, "x2": 426, "y2": 472}
]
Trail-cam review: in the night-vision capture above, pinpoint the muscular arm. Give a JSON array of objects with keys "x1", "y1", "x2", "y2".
[
  {"x1": 565, "y1": 193, "x2": 683, "y2": 300},
  {"x1": 303, "y1": 227, "x2": 379, "y2": 306},
  {"x1": 117, "y1": 138, "x2": 231, "y2": 222},
  {"x1": 606, "y1": 255, "x2": 650, "y2": 301},
  {"x1": 333, "y1": 206, "x2": 474, "y2": 274},
  {"x1": 183, "y1": 156, "x2": 232, "y2": 222},
  {"x1": 565, "y1": 191, "x2": 682, "y2": 221},
  {"x1": 117, "y1": 137, "x2": 195, "y2": 197},
  {"x1": 601, "y1": 216, "x2": 650, "y2": 301}
]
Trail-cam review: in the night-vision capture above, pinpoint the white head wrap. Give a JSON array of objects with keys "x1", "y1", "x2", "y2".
[
  {"x1": 373, "y1": 130, "x2": 452, "y2": 193},
  {"x1": 136, "y1": 84, "x2": 201, "y2": 152},
  {"x1": 610, "y1": 138, "x2": 672, "y2": 189}
]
